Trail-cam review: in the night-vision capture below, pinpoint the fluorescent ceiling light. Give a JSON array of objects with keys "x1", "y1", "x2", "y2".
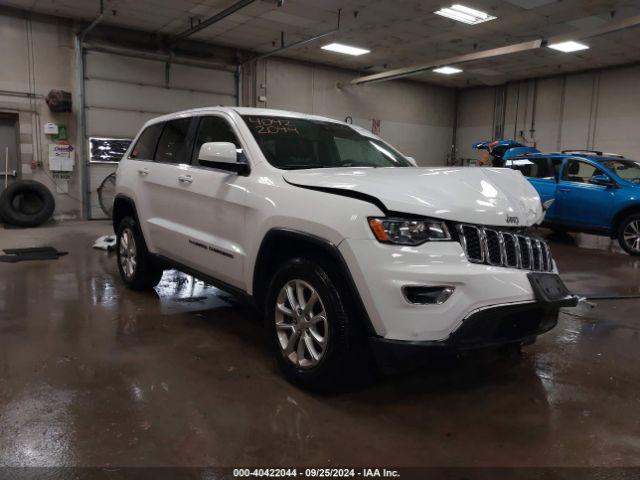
[
  {"x1": 434, "y1": 4, "x2": 497, "y2": 25},
  {"x1": 433, "y1": 66, "x2": 463, "y2": 75},
  {"x1": 548, "y1": 40, "x2": 590, "y2": 53},
  {"x1": 321, "y1": 43, "x2": 370, "y2": 56}
]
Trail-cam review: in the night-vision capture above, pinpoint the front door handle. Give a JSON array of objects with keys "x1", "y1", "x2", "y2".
[
  {"x1": 178, "y1": 174, "x2": 193, "y2": 184},
  {"x1": 138, "y1": 168, "x2": 149, "y2": 176},
  {"x1": 558, "y1": 188, "x2": 570, "y2": 192}
]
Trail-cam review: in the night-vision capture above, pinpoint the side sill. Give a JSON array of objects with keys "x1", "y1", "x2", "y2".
[{"x1": 154, "y1": 254, "x2": 253, "y2": 305}]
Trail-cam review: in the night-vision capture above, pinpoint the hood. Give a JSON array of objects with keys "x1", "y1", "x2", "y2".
[{"x1": 283, "y1": 167, "x2": 544, "y2": 227}]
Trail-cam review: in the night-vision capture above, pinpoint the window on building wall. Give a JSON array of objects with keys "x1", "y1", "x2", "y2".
[{"x1": 89, "y1": 137, "x2": 133, "y2": 163}]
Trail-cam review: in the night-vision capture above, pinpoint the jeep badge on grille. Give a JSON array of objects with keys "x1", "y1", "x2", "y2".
[{"x1": 506, "y1": 215, "x2": 520, "y2": 225}]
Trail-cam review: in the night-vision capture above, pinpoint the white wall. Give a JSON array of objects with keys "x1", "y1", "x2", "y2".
[
  {"x1": 456, "y1": 87, "x2": 494, "y2": 159},
  {"x1": 84, "y1": 50, "x2": 237, "y2": 219},
  {"x1": 252, "y1": 58, "x2": 456, "y2": 166},
  {"x1": 0, "y1": 11, "x2": 80, "y2": 219},
  {"x1": 455, "y1": 64, "x2": 640, "y2": 160},
  {"x1": 0, "y1": 8, "x2": 240, "y2": 219}
]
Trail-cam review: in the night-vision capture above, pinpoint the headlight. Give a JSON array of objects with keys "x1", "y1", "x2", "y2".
[{"x1": 368, "y1": 217, "x2": 451, "y2": 245}]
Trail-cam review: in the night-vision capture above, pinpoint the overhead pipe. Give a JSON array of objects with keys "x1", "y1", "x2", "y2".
[
  {"x1": 172, "y1": 0, "x2": 257, "y2": 42},
  {"x1": 79, "y1": 0, "x2": 104, "y2": 42},
  {"x1": 241, "y1": 10, "x2": 341, "y2": 65}
]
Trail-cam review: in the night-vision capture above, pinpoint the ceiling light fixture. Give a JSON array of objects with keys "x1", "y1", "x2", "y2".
[
  {"x1": 547, "y1": 40, "x2": 590, "y2": 53},
  {"x1": 321, "y1": 43, "x2": 370, "y2": 56},
  {"x1": 434, "y1": 4, "x2": 497, "y2": 25},
  {"x1": 433, "y1": 66, "x2": 463, "y2": 75}
]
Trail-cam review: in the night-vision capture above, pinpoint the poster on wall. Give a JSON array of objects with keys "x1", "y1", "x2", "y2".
[
  {"x1": 48, "y1": 144, "x2": 75, "y2": 172},
  {"x1": 89, "y1": 137, "x2": 132, "y2": 163}
]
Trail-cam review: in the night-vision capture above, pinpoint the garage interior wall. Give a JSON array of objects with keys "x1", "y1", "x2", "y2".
[
  {"x1": 0, "y1": 11, "x2": 81, "y2": 220},
  {"x1": 455, "y1": 64, "x2": 640, "y2": 161},
  {"x1": 249, "y1": 57, "x2": 456, "y2": 167},
  {"x1": 4, "y1": 7, "x2": 640, "y2": 220},
  {"x1": 84, "y1": 52, "x2": 237, "y2": 218}
]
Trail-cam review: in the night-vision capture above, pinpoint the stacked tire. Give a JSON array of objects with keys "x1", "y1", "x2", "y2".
[{"x1": 0, "y1": 180, "x2": 55, "y2": 228}]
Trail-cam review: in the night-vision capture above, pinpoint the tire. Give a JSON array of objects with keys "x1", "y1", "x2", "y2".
[
  {"x1": 618, "y1": 214, "x2": 640, "y2": 256},
  {"x1": 266, "y1": 257, "x2": 371, "y2": 391},
  {"x1": 0, "y1": 180, "x2": 55, "y2": 228},
  {"x1": 116, "y1": 216, "x2": 163, "y2": 290}
]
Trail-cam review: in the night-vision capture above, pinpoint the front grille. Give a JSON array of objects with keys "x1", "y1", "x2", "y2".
[{"x1": 457, "y1": 224, "x2": 553, "y2": 272}]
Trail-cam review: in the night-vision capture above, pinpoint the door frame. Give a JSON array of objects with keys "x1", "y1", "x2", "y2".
[{"x1": 0, "y1": 111, "x2": 21, "y2": 193}]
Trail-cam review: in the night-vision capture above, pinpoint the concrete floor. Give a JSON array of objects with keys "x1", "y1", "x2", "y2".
[{"x1": 1, "y1": 221, "x2": 639, "y2": 468}]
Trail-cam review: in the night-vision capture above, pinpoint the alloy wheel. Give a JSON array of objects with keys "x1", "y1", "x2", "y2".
[
  {"x1": 119, "y1": 228, "x2": 137, "y2": 279},
  {"x1": 623, "y1": 220, "x2": 640, "y2": 253},
  {"x1": 275, "y1": 279, "x2": 328, "y2": 369}
]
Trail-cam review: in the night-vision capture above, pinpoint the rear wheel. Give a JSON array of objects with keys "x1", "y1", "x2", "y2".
[
  {"x1": 116, "y1": 216, "x2": 163, "y2": 290},
  {"x1": 617, "y1": 214, "x2": 640, "y2": 256},
  {"x1": 266, "y1": 257, "x2": 371, "y2": 391}
]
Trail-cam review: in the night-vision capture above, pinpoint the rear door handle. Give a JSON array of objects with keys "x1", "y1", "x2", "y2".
[
  {"x1": 138, "y1": 168, "x2": 149, "y2": 176},
  {"x1": 178, "y1": 174, "x2": 193, "y2": 184},
  {"x1": 558, "y1": 188, "x2": 570, "y2": 192}
]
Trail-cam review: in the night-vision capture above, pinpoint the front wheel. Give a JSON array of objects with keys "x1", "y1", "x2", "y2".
[
  {"x1": 266, "y1": 258, "x2": 371, "y2": 391},
  {"x1": 617, "y1": 214, "x2": 640, "y2": 256}
]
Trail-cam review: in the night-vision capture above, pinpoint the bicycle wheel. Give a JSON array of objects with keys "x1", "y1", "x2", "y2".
[{"x1": 97, "y1": 172, "x2": 117, "y2": 218}]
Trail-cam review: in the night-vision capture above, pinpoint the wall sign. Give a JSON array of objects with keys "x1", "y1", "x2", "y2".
[{"x1": 48, "y1": 144, "x2": 75, "y2": 172}]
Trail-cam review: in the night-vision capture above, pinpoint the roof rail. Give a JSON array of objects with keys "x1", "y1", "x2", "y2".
[
  {"x1": 561, "y1": 149, "x2": 603, "y2": 155},
  {"x1": 561, "y1": 149, "x2": 625, "y2": 158}
]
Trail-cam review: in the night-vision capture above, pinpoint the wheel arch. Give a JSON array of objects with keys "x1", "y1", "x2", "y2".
[
  {"x1": 611, "y1": 204, "x2": 640, "y2": 237},
  {"x1": 112, "y1": 194, "x2": 141, "y2": 233},
  {"x1": 252, "y1": 228, "x2": 375, "y2": 336}
]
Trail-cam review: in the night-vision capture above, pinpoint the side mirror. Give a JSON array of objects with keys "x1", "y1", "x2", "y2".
[
  {"x1": 590, "y1": 174, "x2": 615, "y2": 187},
  {"x1": 406, "y1": 156, "x2": 418, "y2": 167},
  {"x1": 198, "y1": 142, "x2": 249, "y2": 174}
]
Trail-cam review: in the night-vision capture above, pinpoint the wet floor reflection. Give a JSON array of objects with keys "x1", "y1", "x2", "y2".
[{"x1": 1, "y1": 223, "x2": 640, "y2": 466}]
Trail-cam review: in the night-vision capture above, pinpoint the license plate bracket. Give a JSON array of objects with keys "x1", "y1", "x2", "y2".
[{"x1": 527, "y1": 272, "x2": 578, "y2": 307}]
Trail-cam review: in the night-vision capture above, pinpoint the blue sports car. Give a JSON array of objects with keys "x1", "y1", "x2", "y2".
[{"x1": 503, "y1": 149, "x2": 640, "y2": 256}]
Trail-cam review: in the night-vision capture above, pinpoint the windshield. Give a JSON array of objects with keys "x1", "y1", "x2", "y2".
[
  {"x1": 242, "y1": 115, "x2": 411, "y2": 170},
  {"x1": 600, "y1": 159, "x2": 640, "y2": 183}
]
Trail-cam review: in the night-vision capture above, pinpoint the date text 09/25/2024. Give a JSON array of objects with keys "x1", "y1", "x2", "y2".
[{"x1": 233, "y1": 468, "x2": 401, "y2": 478}]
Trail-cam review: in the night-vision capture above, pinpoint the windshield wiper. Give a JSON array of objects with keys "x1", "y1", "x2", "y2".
[{"x1": 280, "y1": 164, "x2": 325, "y2": 170}]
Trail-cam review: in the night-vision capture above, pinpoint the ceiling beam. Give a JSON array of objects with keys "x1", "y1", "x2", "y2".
[
  {"x1": 347, "y1": 40, "x2": 542, "y2": 86},
  {"x1": 346, "y1": 14, "x2": 640, "y2": 86},
  {"x1": 172, "y1": 0, "x2": 257, "y2": 43}
]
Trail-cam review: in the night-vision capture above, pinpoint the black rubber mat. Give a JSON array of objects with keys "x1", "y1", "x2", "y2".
[{"x1": 0, "y1": 246, "x2": 68, "y2": 263}]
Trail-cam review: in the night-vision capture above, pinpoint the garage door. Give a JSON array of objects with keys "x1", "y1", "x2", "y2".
[{"x1": 84, "y1": 50, "x2": 237, "y2": 219}]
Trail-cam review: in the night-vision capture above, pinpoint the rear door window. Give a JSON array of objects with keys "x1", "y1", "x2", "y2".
[
  {"x1": 154, "y1": 118, "x2": 192, "y2": 164},
  {"x1": 129, "y1": 123, "x2": 163, "y2": 160}
]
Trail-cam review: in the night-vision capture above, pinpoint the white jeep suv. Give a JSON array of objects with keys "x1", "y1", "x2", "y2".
[{"x1": 113, "y1": 107, "x2": 577, "y2": 390}]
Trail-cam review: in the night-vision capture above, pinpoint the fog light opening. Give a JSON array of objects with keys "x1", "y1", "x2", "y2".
[{"x1": 403, "y1": 286, "x2": 455, "y2": 305}]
